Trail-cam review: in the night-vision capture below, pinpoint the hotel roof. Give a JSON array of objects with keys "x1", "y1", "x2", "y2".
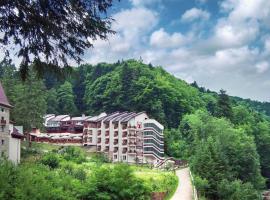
[
  {"x1": 71, "y1": 116, "x2": 91, "y2": 121},
  {"x1": 86, "y1": 112, "x2": 107, "y2": 122},
  {"x1": 49, "y1": 115, "x2": 70, "y2": 121},
  {"x1": 0, "y1": 82, "x2": 12, "y2": 108}
]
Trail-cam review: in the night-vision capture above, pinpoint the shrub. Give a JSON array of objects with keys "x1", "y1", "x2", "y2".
[
  {"x1": 40, "y1": 153, "x2": 60, "y2": 169},
  {"x1": 59, "y1": 146, "x2": 86, "y2": 164},
  {"x1": 89, "y1": 152, "x2": 110, "y2": 163},
  {"x1": 217, "y1": 179, "x2": 261, "y2": 200}
]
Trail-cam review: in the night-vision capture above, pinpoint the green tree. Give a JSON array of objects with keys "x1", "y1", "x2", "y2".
[
  {"x1": 11, "y1": 72, "x2": 47, "y2": 131},
  {"x1": 57, "y1": 81, "x2": 77, "y2": 115},
  {"x1": 218, "y1": 179, "x2": 260, "y2": 200},
  {"x1": 0, "y1": 0, "x2": 118, "y2": 79},
  {"x1": 253, "y1": 121, "x2": 270, "y2": 188},
  {"x1": 46, "y1": 88, "x2": 59, "y2": 114},
  {"x1": 216, "y1": 89, "x2": 233, "y2": 120}
]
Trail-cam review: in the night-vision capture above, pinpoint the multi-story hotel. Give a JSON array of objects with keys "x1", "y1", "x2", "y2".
[
  {"x1": 0, "y1": 83, "x2": 24, "y2": 164},
  {"x1": 31, "y1": 111, "x2": 164, "y2": 165},
  {"x1": 83, "y1": 112, "x2": 164, "y2": 165}
]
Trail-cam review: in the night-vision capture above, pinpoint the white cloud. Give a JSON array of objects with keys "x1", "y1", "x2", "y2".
[
  {"x1": 84, "y1": 7, "x2": 158, "y2": 64},
  {"x1": 256, "y1": 62, "x2": 269, "y2": 73},
  {"x1": 181, "y1": 8, "x2": 210, "y2": 22},
  {"x1": 150, "y1": 28, "x2": 188, "y2": 48},
  {"x1": 221, "y1": 0, "x2": 270, "y2": 22},
  {"x1": 129, "y1": 0, "x2": 161, "y2": 7},
  {"x1": 211, "y1": 19, "x2": 259, "y2": 48}
]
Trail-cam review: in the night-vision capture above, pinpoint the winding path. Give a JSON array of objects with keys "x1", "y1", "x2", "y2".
[{"x1": 171, "y1": 167, "x2": 193, "y2": 200}]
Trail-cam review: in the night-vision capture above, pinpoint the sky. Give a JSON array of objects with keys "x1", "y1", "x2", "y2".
[{"x1": 84, "y1": 0, "x2": 270, "y2": 102}]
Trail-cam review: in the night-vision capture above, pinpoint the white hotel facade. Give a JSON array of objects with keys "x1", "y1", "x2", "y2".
[{"x1": 83, "y1": 112, "x2": 164, "y2": 165}]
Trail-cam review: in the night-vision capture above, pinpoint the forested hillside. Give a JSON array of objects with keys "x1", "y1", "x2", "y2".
[{"x1": 1, "y1": 59, "x2": 270, "y2": 199}]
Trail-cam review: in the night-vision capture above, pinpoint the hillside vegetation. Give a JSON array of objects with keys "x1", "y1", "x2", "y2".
[
  {"x1": 0, "y1": 145, "x2": 177, "y2": 200},
  {"x1": 1, "y1": 59, "x2": 270, "y2": 199}
]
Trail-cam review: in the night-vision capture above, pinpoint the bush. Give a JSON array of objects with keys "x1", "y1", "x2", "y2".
[
  {"x1": 82, "y1": 164, "x2": 151, "y2": 200},
  {"x1": 73, "y1": 168, "x2": 87, "y2": 181},
  {"x1": 89, "y1": 153, "x2": 110, "y2": 163},
  {"x1": 59, "y1": 146, "x2": 86, "y2": 164},
  {"x1": 40, "y1": 153, "x2": 60, "y2": 169},
  {"x1": 217, "y1": 179, "x2": 261, "y2": 200}
]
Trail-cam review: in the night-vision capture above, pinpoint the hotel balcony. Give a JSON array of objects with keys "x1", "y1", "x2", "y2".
[
  {"x1": 114, "y1": 131, "x2": 118, "y2": 137},
  {"x1": 122, "y1": 140, "x2": 127, "y2": 145},
  {"x1": 97, "y1": 130, "x2": 101, "y2": 136},
  {"x1": 84, "y1": 123, "x2": 88, "y2": 128},
  {"x1": 129, "y1": 141, "x2": 136, "y2": 146},
  {"x1": 128, "y1": 125, "x2": 136, "y2": 130},
  {"x1": 122, "y1": 131, "x2": 127, "y2": 138},
  {"x1": 97, "y1": 146, "x2": 101, "y2": 151},
  {"x1": 105, "y1": 131, "x2": 109, "y2": 137},
  {"x1": 97, "y1": 123, "x2": 101, "y2": 128},
  {"x1": 97, "y1": 139, "x2": 101, "y2": 144},
  {"x1": 128, "y1": 149, "x2": 136, "y2": 154},
  {"x1": 105, "y1": 147, "x2": 109, "y2": 152},
  {"x1": 136, "y1": 141, "x2": 143, "y2": 146},
  {"x1": 83, "y1": 130, "x2": 88, "y2": 135},
  {"x1": 122, "y1": 124, "x2": 127, "y2": 130},
  {"x1": 114, "y1": 139, "x2": 118, "y2": 145},
  {"x1": 114, "y1": 147, "x2": 118, "y2": 153},
  {"x1": 122, "y1": 148, "x2": 128, "y2": 153},
  {"x1": 128, "y1": 133, "x2": 136, "y2": 137},
  {"x1": 89, "y1": 123, "x2": 97, "y2": 128},
  {"x1": 105, "y1": 123, "x2": 109, "y2": 129},
  {"x1": 114, "y1": 124, "x2": 118, "y2": 129},
  {"x1": 105, "y1": 139, "x2": 109, "y2": 144}
]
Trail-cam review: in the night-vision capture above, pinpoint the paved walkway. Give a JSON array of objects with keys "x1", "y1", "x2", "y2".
[{"x1": 171, "y1": 167, "x2": 193, "y2": 200}]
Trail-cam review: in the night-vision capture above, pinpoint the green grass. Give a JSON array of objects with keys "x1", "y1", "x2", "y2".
[{"x1": 22, "y1": 141, "x2": 60, "y2": 152}]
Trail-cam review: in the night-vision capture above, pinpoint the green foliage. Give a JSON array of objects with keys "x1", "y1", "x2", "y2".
[
  {"x1": 59, "y1": 146, "x2": 86, "y2": 164},
  {"x1": 216, "y1": 89, "x2": 233, "y2": 120},
  {"x1": 46, "y1": 88, "x2": 59, "y2": 114},
  {"x1": 217, "y1": 179, "x2": 261, "y2": 200},
  {"x1": 84, "y1": 60, "x2": 203, "y2": 127},
  {"x1": 253, "y1": 121, "x2": 270, "y2": 187},
  {"x1": 178, "y1": 111, "x2": 265, "y2": 199},
  {"x1": 40, "y1": 153, "x2": 60, "y2": 169},
  {"x1": 0, "y1": 0, "x2": 116, "y2": 80},
  {"x1": 8, "y1": 71, "x2": 47, "y2": 131},
  {"x1": 89, "y1": 152, "x2": 110, "y2": 163},
  {"x1": 1, "y1": 149, "x2": 176, "y2": 200},
  {"x1": 82, "y1": 164, "x2": 151, "y2": 200},
  {"x1": 57, "y1": 81, "x2": 78, "y2": 115}
]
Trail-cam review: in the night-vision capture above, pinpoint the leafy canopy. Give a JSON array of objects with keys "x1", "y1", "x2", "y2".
[{"x1": 0, "y1": 0, "x2": 117, "y2": 79}]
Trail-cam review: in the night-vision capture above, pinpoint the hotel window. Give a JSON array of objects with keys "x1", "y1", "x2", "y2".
[
  {"x1": 114, "y1": 155, "x2": 117, "y2": 159},
  {"x1": 122, "y1": 155, "x2": 126, "y2": 160},
  {"x1": 1, "y1": 108, "x2": 4, "y2": 112},
  {"x1": 1, "y1": 126, "x2": 4, "y2": 132},
  {"x1": 1, "y1": 140, "x2": 4, "y2": 145}
]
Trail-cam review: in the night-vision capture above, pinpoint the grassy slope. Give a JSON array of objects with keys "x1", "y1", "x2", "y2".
[{"x1": 22, "y1": 142, "x2": 178, "y2": 199}]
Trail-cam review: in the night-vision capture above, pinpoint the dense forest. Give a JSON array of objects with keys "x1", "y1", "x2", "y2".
[{"x1": 1, "y1": 59, "x2": 270, "y2": 199}]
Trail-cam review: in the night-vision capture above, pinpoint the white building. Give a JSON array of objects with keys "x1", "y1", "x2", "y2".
[
  {"x1": 0, "y1": 83, "x2": 24, "y2": 164},
  {"x1": 83, "y1": 112, "x2": 164, "y2": 165}
]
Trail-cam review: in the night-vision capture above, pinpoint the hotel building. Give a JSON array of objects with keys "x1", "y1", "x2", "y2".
[
  {"x1": 83, "y1": 112, "x2": 164, "y2": 165},
  {"x1": 31, "y1": 111, "x2": 164, "y2": 165}
]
